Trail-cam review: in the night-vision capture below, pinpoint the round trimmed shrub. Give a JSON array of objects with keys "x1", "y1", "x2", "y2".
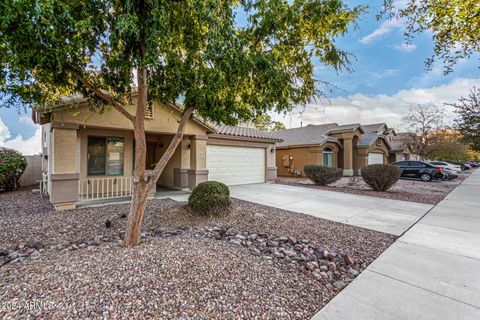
[
  {"x1": 0, "y1": 147, "x2": 27, "y2": 191},
  {"x1": 361, "y1": 164, "x2": 402, "y2": 191},
  {"x1": 188, "y1": 181, "x2": 231, "y2": 215},
  {"x1": 304, "y1": 165, "x2": 343, "y2": 186}
]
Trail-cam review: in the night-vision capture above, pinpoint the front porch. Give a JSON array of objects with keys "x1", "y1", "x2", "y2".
[
  {"x1": 46, "y1": 124, "x2": 208, "y2": 210},
  {"x1": 76, "y1": 183, "x2": 190, "y2": 208}
]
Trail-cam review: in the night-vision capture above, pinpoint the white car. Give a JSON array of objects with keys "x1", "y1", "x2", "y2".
[{"x1": 429, "y1": 161, "x2": 462, "y2": 173}]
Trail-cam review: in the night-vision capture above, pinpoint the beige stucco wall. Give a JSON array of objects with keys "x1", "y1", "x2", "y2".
[
  {"x1": 52, "y1": 128, "x2": 78, "y2": 174},
  {"x1": 51, "y1": 101, "x2": 207, "y2": 136},
  {"x1": 276, "y1": 142, "x2": 340, "y2": 177}
]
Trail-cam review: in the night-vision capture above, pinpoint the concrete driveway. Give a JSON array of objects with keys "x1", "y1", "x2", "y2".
[{"x1": 228, "y1": 183, "x2": 433, "y2": 236}]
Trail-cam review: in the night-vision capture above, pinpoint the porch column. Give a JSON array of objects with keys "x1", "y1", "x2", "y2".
[
  {"x1": 343, "y1": 138, "x2": 354, "y2": 176},
  {"x1": 50, "y1": 123, "x2": 79, "y2": 210},
  {"x1": 173, "y1": 137, "x2": 191, "y2": 190},
  {"x1": 188, "y1": 135, "x2": 209, "y2": 189},
  {"x1": 356, "y1": 148, "x2": 369, "y2": 174}
]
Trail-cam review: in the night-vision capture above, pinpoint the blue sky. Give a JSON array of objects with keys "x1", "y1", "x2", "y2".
[{"x1": 1, "y1": 0, "x2": 479, "y2": 154}]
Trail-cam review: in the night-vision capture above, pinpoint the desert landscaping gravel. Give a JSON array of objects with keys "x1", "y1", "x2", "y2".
[
  {"x1": 0, "y1": 188, "x2": 396, "y2": 319},
  {"x1": 278, "y1": 173, "x2": 467, "y2": 205}
]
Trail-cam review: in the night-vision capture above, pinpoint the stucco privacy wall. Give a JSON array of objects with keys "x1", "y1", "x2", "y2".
[
  {"x1": 19, "y1": 155, "x2": 42, "y2": 187},
  {"x1": 207, "y1": 136, "x2": 278, "y2": 182},
  {"x1": 276, "y1": 142, "x2": 340, "y2": 177}
]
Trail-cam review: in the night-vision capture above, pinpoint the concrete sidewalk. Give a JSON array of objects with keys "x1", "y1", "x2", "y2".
[{"x1": 313, "y1": 170, "x2": 480, "y2": 320}]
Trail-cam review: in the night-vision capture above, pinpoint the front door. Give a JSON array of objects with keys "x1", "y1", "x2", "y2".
[{"x1": 146, "y1": 142, "x2": 157, "y2": 169}]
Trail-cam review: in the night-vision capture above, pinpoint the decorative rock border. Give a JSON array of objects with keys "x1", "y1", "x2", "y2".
[{"x1": 1, "y1": 224, "x2": 362, "y2": 290}]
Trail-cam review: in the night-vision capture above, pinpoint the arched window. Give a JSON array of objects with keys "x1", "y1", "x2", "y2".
[{"x1": 323, "y1": 147, "x2": 334, "y2": 167}]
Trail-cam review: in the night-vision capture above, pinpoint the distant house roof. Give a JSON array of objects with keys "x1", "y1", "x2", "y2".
[
  {"x1": 390, "y1": 132, "x2": 414, "y2": 153},
  {"x1": 213, "y1": 125, "x2": 282, "y2": 142},
  {"x1": 357, "y1": 132, "x2": 392, "y2": 149},
  {"x1": 362, "y1": 123, "x2": 387, "y2": 133},
  {"x1": 272, "y1": 123, "x2": 370, "y2": 148},
  {"x1": 273, "y1": 124, "x2": 343, "y2": 148}
]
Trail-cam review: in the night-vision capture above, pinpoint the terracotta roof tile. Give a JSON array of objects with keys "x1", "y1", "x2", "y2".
[{"x1": 215, "y1": 125, "x2": 281, "y2": 141}]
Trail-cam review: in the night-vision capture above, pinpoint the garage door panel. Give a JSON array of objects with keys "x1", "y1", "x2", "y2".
[
  {"x1": 368, "y1": 152, "x2": 384, "y2": 165},
  {"x1": 207, "y1": 145, "x2": 265, "y2": 185}
]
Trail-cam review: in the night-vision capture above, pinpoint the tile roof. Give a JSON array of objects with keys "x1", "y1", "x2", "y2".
[
  {"x1": 357, "y1": 132, "x2": 392, "y2": 149},
  {"x1": 362, "y1": 123, "x2": 387, "y2": 133},
  {"x1": 215, "y1": 125, "x2": 282, "y2": 141},
  {"x1": 272, "y1": 124, "x2": 341, "y2": 147}
]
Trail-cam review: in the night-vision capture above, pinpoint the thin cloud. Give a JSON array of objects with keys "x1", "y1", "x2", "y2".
[
  {"x1": 394, "y1": 43, "x2": 417, "y2": 53},
  {"x1": 359, "y1": 19, "x2": 404, "y2": 45}
]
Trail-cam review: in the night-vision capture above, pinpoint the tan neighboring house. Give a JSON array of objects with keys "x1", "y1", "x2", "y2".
[
  {"x1": 273, "y1": 122, "x2": 405, "y2": 177},
  {"x1": 361, "y1": 123, "x2": 411, "y2": 163},
  {"x1": 33, "y1": 99, "x2": 280, "y2": 210}
]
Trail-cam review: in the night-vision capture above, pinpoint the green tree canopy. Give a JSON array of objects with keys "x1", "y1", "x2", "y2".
[
  {"x1": 388, "y1": 0, "x2": 480, "y2": 74},
  {"x1": 1, "y1": 0, "x2": 361, "y2": 123}
]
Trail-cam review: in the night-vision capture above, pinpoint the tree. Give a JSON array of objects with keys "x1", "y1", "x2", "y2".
[
  {"x1": 388, "y1": 0, "x2": 480, "y2": 74},
  {"x1": 449, "y1": 87, "x2": 480, "y2": 152},
  {"x1": 253, "y1": 114, "x2": 286, "y2": 132},
  {"x1": 402, "y1": 103, "x2": 445, "y2": 159},
  {"x1": 425, "y1": 129, "x2": 468, "y2": 162},
  {"x1": 0, "y1": 147, "x2": 27, "y2": 191},
  {"x1": 0, "y1": 0, "x2": 361, "y2": 246}
]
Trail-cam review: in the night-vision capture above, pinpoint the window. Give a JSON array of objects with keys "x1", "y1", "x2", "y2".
[
  {"x1": 323, "y1": 147, "x2": 334, "y2": 167},
  {"x1": 87, "y1": 137, "x2": 124, "y2": 176},
  {"x1": 411, "y1": 161, "x2": 426, "y2": 168}
]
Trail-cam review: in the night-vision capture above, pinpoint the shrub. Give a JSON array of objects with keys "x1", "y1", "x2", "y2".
[
  {"x1": 188, "y1": 181, "x2": 231, "y2": 215},
  {"x1": 361, "y1": 164, "x2": 402, "y2": 191},
  {"x1": 304, "y1": 165, "x2": 343, "y2": 186},
  {"x1": 0, "y1": 147, "x2": 27, "y2": 191}
]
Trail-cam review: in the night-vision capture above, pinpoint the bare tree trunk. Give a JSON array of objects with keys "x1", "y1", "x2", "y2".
[
  {"x1": 123, "y1": 68, "x2": 196, "y2": 246},
  {"x1": 124, "y1": 68, "x2": 148, "y2": 246}
]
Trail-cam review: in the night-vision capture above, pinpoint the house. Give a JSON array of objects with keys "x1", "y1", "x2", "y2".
[
  {"x1": 361, "y1": 123, "x2": 411, "y2": 163},
  {"x1": 272, "y1": 122, "x2": 408, "y2": 177},
  {"x1": 33, "y1": 98, "x2": 280, "y2": 210}
]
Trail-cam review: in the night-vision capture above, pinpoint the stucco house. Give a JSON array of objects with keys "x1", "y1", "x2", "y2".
[
  {"x1": 33, "y1": 98, "x2": 280, "y2": 210},
  {"x1": 361, "y1": 123, "x2": 411, "y2": 163},
  {"x1": 273, "y1": 122, "x2": 408, "y2": 177}
]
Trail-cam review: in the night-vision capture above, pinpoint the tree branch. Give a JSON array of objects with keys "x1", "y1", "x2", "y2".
[
  {"x1": 66, "y1": 69, "x2": 136, "y2": 123},
  {"x1": 147, "y1": 106, "x2": 196, "y2": 190}
]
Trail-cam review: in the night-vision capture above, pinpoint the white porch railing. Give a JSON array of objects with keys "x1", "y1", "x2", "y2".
[
  {"x1": 79, "y1": 176, "x2": 133, "y2": 201},
  {"x1": 39, "y1": 172, "x2": 49, "y2": 198}
]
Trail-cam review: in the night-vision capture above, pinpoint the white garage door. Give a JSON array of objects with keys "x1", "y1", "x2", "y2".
[
  {"x1": 207, "y1": 145, "x2": 265, "y2": 185},
  {"x1": 368, "y1": 152, "x2": 384, "y2": 165}
]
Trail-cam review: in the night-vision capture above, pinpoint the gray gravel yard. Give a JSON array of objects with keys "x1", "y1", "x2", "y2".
[
  {"x1": 0, "y1": 188, "x2": 396, "y2": 319},
  {"x1": 277, "y1": 173, "x2": 468, "y2": 205}
]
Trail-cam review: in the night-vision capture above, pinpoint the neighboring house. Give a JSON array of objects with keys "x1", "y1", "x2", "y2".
[
  {"x1": 273, "y1": 122, "x2": 407, "y2": 177},
  {"x1": 33, "y1": 98, "x2": 280, "y2": 210},
  {"x1": 362, "y1": 123, "x2": 411, "y2": 163}
]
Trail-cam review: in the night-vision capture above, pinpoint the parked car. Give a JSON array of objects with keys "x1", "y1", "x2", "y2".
[
  {"x1": 429, "y1": 161, "x2": 462, "y2": 173},
  {"x1": 465, "y1": 161, "x2": 479, "y2": 168},
  {"x1": 393, "y1": 161, "x2": 444, "y2": 182},
  {"x1": 441, "y1": 168, "x2": 459, "y2": 180}
]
